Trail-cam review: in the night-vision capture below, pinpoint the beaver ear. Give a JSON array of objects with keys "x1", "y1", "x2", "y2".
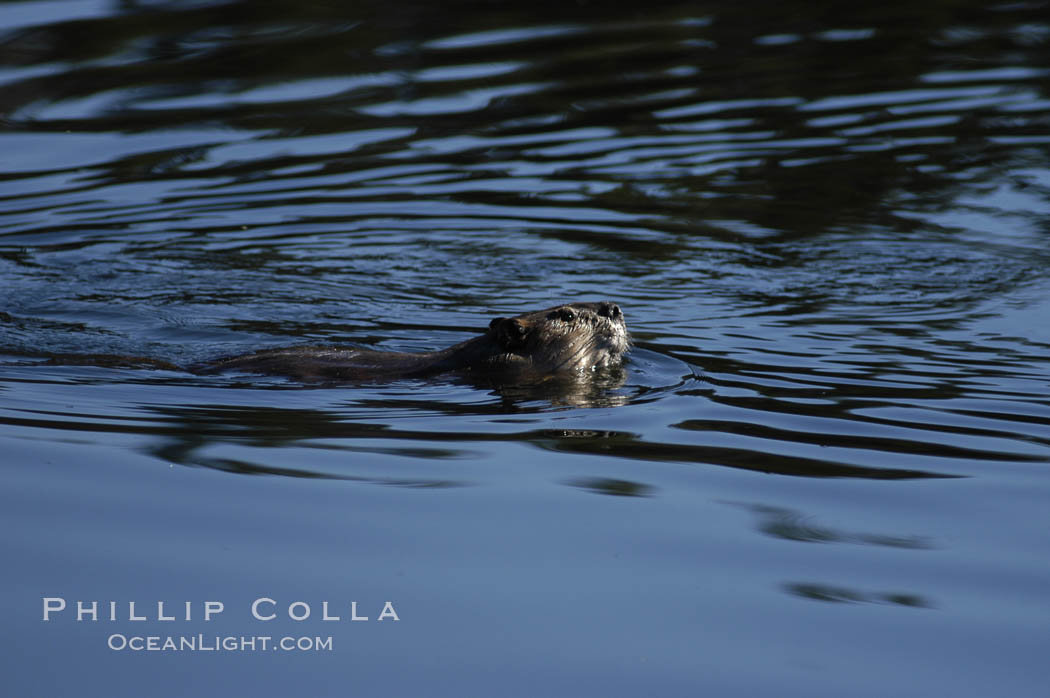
[{"x1": 490, "y1": 317, "x2": 529, "y2": 349}]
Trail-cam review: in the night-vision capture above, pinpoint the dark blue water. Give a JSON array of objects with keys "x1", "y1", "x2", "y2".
[{"x1": 2, "y1": 1, "x2": 1049, "y2": 696}]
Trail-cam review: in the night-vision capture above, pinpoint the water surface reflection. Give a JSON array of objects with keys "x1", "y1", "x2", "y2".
[{"x1": 2, "y1": 1, "x2": 1049, "y2": 697}]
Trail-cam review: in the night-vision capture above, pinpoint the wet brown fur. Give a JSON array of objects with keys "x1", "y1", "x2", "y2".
[{"x1": 199, "y1": 301, "x2": 630, "y2": 382}]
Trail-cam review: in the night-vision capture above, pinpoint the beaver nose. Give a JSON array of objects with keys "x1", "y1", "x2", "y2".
[{"x1": 598, "y1": 302, "x2": 622, "y2": 319}]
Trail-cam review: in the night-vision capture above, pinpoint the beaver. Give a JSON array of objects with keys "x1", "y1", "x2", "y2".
[{"x1": 198, "y1": 301, "x2": 630, "y2": 383}]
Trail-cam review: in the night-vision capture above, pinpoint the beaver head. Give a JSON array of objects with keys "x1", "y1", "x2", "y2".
[{"x1": 485, "y1": 301, "x2": 629, "y2": 373}]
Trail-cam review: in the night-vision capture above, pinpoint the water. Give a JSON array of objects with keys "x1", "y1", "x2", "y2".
[{"x1": 2, "y1": 1, "x2": 1049, "y2": 695}]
